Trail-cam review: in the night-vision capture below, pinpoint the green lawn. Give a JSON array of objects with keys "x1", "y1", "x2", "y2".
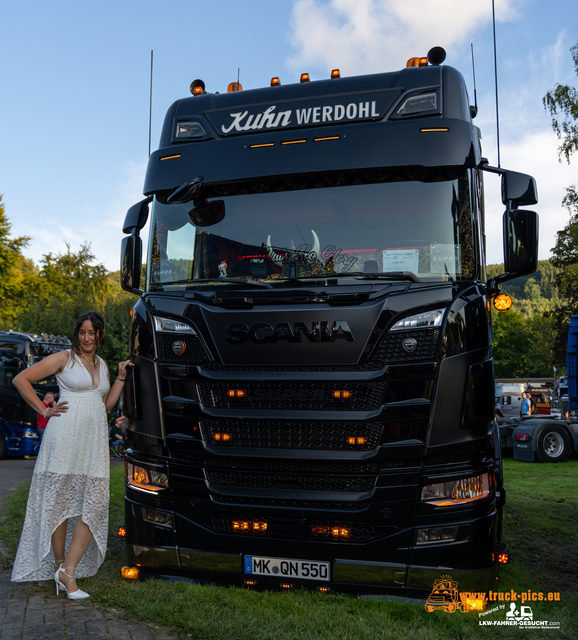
[{"x1": 1, "y1": 457, "x2": 576, "y2": 639}]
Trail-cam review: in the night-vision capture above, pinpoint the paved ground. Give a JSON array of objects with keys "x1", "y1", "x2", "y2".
[{"x1": 0, "y1": 457, "x2": 178, "y2": 640}]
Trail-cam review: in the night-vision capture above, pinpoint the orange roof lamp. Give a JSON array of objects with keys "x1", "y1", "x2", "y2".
[
  {"x1": 190, "y1": 79, "x2": 206, "y2": 96},
  {"x1": 228, "y1": 82, "x2": 243, "y2": 92},
  {"x1": 407, "y1": 46, "x2": 446, "y2": 68}
]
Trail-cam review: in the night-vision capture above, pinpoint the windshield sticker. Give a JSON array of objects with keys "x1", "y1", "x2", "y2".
[
  {"x1": 383, "y1": 249, "x2": 419, "y2": 273},
  {"x1": 430, "y1": 244, "x2": 461, "y2": 275}
]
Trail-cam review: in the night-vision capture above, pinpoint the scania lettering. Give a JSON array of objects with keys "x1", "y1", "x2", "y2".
[{"x1": 120, "y1": 47, "x2": 538, "y2": 597}]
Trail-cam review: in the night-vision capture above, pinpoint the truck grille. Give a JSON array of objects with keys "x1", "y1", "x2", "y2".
[
  {"x1": 206, "y1": 470, "x2": 375, "y2": 492},
  {"x1": 373, "y1": 328, "x2": 440, "y2": 363},
  {"x1": 206, "y1": 457, "x2": 379, "y2": 475},
  {"x1": 199, "y1": 381, "x2": 385, "y2": 411},
  {"x1": 200, "y1": 419, "x2": 382, "y2": 450},
  {"x1": 210, "y1": 495, "x2": 368, "y2": 511}
]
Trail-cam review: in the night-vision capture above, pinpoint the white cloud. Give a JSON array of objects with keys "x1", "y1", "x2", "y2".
[{"x1": 286, "y1": 0, "x2": 521, "y2": 76}]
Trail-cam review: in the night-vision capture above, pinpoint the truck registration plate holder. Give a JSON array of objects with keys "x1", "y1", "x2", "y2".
[{"x1": 244, "y1": 556, "x2": 330, "y2": 581}]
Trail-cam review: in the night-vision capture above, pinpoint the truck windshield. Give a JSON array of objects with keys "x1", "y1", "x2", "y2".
[{"x1": 147, "y1": 168, "x2": 475, "y2": 290}]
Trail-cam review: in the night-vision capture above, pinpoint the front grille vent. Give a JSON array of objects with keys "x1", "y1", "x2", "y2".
[
  {"x1": 372, "y1": 328, "x2": 440, "y2": 363},
  {"x1": 199, "y1": 381, "x2": 385, "y2": 411},
  {"x1": 206, "y1": 470, "x2": 375, "y2": 492},
  {"x1": 200, "y1": 419, "x2": 382, "y2": 450},
  {"x1": 206, "y1": 457, "x2": 379, "y2": 475},
  {"x1": 156, "y1": 333, "x2": 210, "y2": 364},
  {"x1": 210, "y1": 495, "x2": 368, "y2": 511}
]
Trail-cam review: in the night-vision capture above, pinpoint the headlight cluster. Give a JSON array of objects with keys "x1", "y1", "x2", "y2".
[
  {"x1": 126, "y1": 461, "x2": 169, "y2": 494},
  {"x1": 154, "y1": 316, "x2": 196, "y2": 334},
  {"x1": 391, "y1": 308, "x2": 444, "y2": 331},
  {"x1": 421, "y1": 473, "x2": 491, "y2": 507}
]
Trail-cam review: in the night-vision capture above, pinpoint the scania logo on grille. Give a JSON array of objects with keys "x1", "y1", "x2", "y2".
[
  {"x1": 226, "y1": 320, "x2": 355, "y2": 344},
  {"x1": 402, "y1": 337, "x2": 418, "y2": 353},
  {"x1": 171, "y1": 340, "x2": 187, "y2": 355}
]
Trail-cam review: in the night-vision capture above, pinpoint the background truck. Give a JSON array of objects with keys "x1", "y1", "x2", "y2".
[
  {"x1": 119, "y1": 46, "x2": 538, "y2": 596},
  {"x1": 0, "y1": 331, "x2": 70, "y2": 458},
  {"x1": 497, "y1": 319, "x2": 578, "y2": 462}
]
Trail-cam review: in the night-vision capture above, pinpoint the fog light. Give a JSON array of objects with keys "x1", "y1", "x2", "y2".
[
  {"x1": 415, "y1": 526, "x2": 457, "y2": 545},
  {"x1": 498, "y1": 552, "x2": 510, "y2": 565},
  {"x1": 117, "y1": 526, "x2": 126, "y2": 537},
  {"x1": 121, "y1": 566, "x2": 139, "y2": 580},
  {"x1": 281, "y1": 583, "x2": 293, "y2": 590}
]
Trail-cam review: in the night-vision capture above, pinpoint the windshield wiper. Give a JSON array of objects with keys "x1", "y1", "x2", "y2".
[
  {"x1": 338, "y1": 271, "x2": 420, "y2": 283},
  {"x1": 156, "y1": 278, "x2": 273, "y2": 289}
]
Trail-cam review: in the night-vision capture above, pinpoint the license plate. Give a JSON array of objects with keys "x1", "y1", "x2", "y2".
[{"x1": 245, "y1": 556, "x2": 330, "y2": 581}]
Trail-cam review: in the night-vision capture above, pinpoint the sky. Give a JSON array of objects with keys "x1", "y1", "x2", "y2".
[{"x1": 1, "y1": 0, "x2": 577, "y2": 272}]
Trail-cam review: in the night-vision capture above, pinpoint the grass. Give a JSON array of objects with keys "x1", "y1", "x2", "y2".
[{"x1": 1, "y1": 457, "x2": 577, "y2": 639}]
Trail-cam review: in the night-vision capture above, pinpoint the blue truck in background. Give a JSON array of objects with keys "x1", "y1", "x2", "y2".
[{"x1": 0, "y1": 331, "x2": 70, "y2": 458}]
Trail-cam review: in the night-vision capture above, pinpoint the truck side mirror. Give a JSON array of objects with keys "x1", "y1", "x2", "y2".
[
  {"x1": 488, "y1": 209, "x2": 538, "y2": 291},
  {"x1": 501, "y1": 170, "x2": 538, "y2": 207},
  {"x1": 503, "y1": 209, "x2": 538, "y2": 276},
  {"x1": 123, "y1": 197, "x2": 152, "y2": 234},
  {"x1": 120, "y1": 232, "x2": 143, "y2": 294}
]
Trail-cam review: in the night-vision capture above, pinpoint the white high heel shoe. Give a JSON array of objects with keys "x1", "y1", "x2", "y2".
[{"x1": 54, "y1": 567, "x2": 90, "y2": 599}]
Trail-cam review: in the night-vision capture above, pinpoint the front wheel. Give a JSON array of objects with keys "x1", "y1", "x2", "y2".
[{"x1": 536, "y1": 424, "x2": 571, "y2": 462}]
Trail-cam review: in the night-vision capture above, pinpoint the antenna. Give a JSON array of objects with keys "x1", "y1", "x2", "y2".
[
  {"x1": 237, "y1": 67, "x2": 240, "y2": 85},
  {"x1": 470, "y1": 43, "x2": 478, "y2": 117},
  {"x1": 492, "y1": 0, "x2": 501, "y2": 168},
  {"x1": 149, "y1": 50, "x2": 154, "y2": 157}
]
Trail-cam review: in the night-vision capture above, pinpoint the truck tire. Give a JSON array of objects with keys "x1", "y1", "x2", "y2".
[{"x1": 535, "y1": 424, "x2": 571, "y2": 463}]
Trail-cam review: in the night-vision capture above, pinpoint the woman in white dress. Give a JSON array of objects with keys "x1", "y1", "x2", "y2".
[{"x1": 11, "y1": 311, "x2": 133, "y2": 599}]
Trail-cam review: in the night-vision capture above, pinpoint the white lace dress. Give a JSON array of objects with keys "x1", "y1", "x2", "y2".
[{"x1": 12, "y1": 352, "x2": 110, "y2": 582}]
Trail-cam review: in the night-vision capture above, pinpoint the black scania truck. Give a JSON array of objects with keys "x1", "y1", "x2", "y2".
[{"x1": 119, "y1": 47, "x2": 538, "y2": 596}]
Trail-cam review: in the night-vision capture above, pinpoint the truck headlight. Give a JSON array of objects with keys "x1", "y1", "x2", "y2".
[
  {"x1": 22, "y1": 429, "x2": 39, "y2": 439},
  {"x1": 421, "y1": 473, "x2": 491, "y2": 507},
  {"x1": 126, "y1": 462, "x2": 169, "y2": 494},
  {"x1": 391, "y1": 308, "x2": 444, "y2": 331},
  {"x1": 154, "y1": 316, "x2": 196, "y2": 334}
]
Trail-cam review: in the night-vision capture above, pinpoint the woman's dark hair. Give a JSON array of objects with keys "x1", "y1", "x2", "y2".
[{"x1": 73, "y1": 311, "x2": 105, "y2": 356}]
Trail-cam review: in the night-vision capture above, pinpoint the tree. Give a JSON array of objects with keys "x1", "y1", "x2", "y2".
[
  {"x1": 543, "y1": 42, "x2": 578, "y2": 361},
  {"x1": 0, "y1": 195, "x2": 32, "y2": 325},
  {"x1": 543, "y1": 42, "x2": 578, "y2": 163}
]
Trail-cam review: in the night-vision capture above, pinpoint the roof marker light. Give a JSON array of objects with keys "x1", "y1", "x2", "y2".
[
  {"x1": 331, "y1": 69, "x2": 341, "y2": 79},
  {"x1": 227, "y1": 82, "x2": 243, "y2": 92},
  {"x1": 270, "y1": 77, "x2": 281, "y2": 87},
  {"x1": 190, "y1": 79, "x2": 206, "y2": 95},
  {"x1": 406, "y1": 57, "x2": 429, "y2": 68},
  {"x1": 300, "y1": 73, "x2": 310, "y2": 83}
]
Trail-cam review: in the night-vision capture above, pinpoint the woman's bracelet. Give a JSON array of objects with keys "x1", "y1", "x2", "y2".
[
  {"x1": 116, "y1": 378, "x2": 126, "y2": 383},
  {"x1": 43, "y1": 407, "x2": 49, "y2": 418}
]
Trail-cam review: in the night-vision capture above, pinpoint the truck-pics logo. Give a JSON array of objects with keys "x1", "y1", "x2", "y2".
[
  {"x1": 226, "y1": 320, "x2": 355, "y2": 344},
  {"x1": 425, "y1": 576, "x2": 486, "y2": 613}
]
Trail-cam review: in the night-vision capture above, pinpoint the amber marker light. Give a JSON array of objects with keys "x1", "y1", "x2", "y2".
[
  {"x1": 333, "y1": 390, "x2": 351, "y2": 399},
  {"x1": 117, "y1": 526, "x2": 127, "y2": 537},
  {"x1": 214, "y1": 433, "x2": 231, "y2": 442},
  {"x1": 160, "y1": 154, "x2": 182, "y2": 161},
  {"x1": 407, "y1": 57, "x2": 429, "y2": 68},
  {"x1": 498, "y1": 552, "x2": 510, "y2": 565},
  {"x1": 121, "y1": 566, "x2": 139, "y2": 580},
  {"x1": 300, "y1": 73, "x2": 310, "y2": 83},
  {"x1": 270, "y1": 77, "x2": 281, "y2": 87},
  {"x1": 281, "y1": 139, "x2": 307, "y2": 145},
  {"x1": 227, "y1": 389, "x2": 246, "y2": 398},
  {"x1": 420, "y1": 128, "x2": 449, "y2": 132},
  {"x1": 227, "y1": 82, "x2": 243, "y2": 92},
  {"x1": 314, "y1": 136, "x2": 340, "y2": 142},
  {"x1": 331, "y1": 69, "x2": 341, "y2": 79},
  {"x1": 250, "y1": 143, "x2": 274, "y2": 148},
  {"x1": 129, "y1": 306, "x2": 134, "y2": 318},
  {"x1": 493, "y1": 294, "x2": 513, "y2": 311},
  {"x1": 347, "y1": 436, "x2": 366, "y2": 446}
]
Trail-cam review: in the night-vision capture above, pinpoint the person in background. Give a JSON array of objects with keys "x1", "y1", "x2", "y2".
[
  {"x1": 109, "y1": 415, "x2": 126, "y2": 458},
  {"x1": 35, "y1": 392, "x2": 57, "y2": 444},
  {"x1": 521, "y1": 391, "x2": 531, "y2": 418}
]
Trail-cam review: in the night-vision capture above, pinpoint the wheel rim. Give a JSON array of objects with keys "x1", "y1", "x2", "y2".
[{"x1": 543, "y1": 432, "x2": 564, "y2": 457}]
